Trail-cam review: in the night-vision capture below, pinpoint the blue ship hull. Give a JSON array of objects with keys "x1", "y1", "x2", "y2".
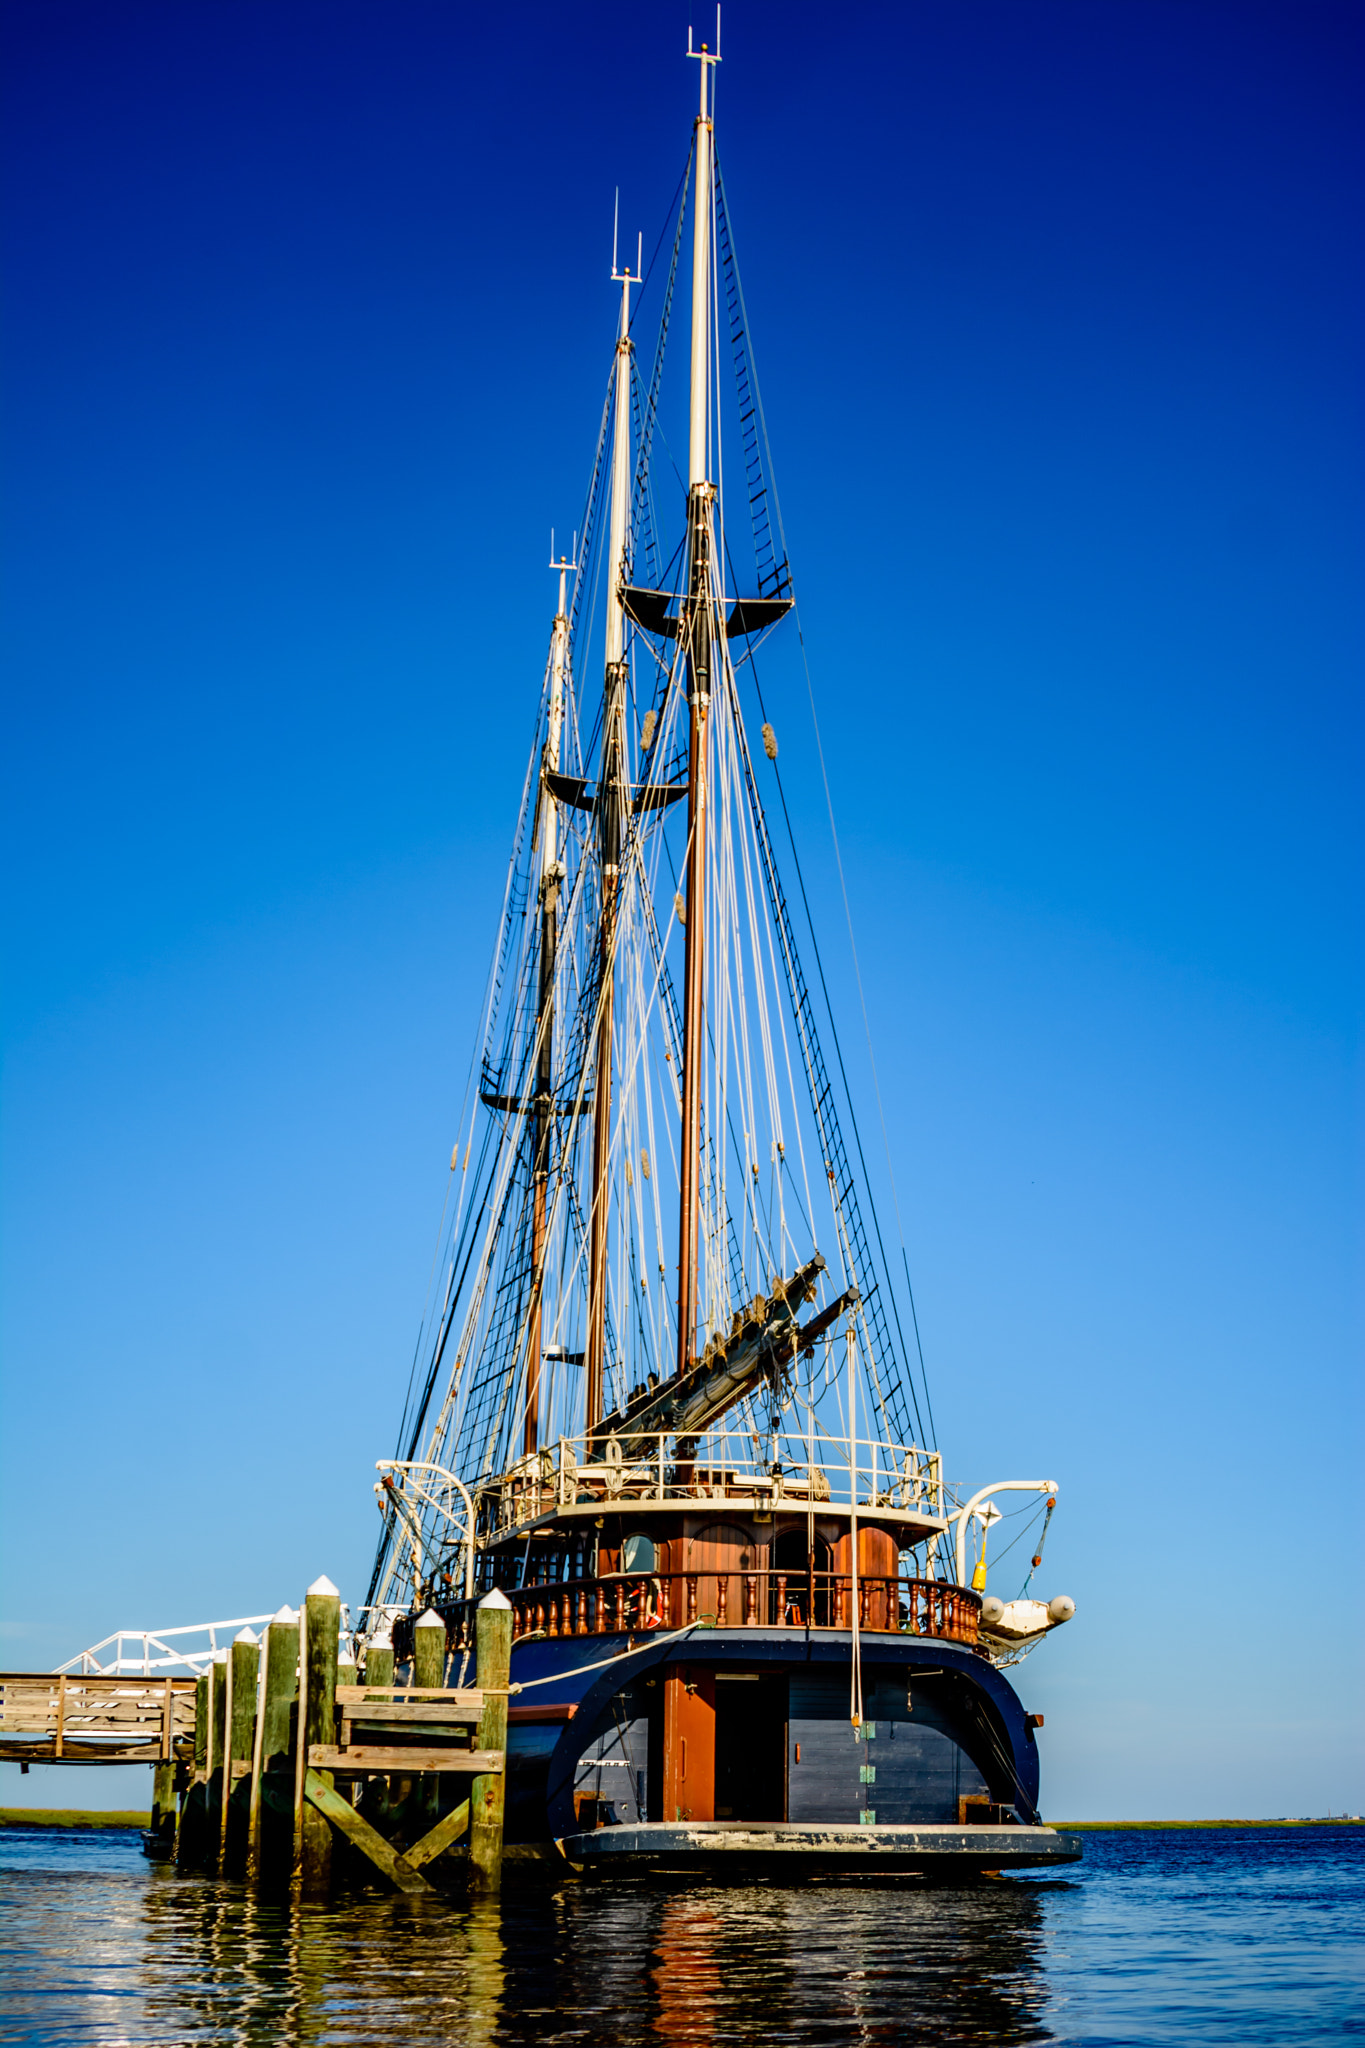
[{"x1": 500, "y1": 1626, "x2": 1044, "y2": 1848}]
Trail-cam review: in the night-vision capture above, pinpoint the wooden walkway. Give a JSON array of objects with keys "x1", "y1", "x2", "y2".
[{"x1": 0, "y1": 1674, "x2": 197, "y2": 1764}]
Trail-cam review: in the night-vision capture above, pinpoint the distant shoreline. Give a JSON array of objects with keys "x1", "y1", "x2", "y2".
[
  {"x1": 2, "y1": 1807, "x2": 1361, "y2": 1833},
  {"x1": 1, "y1": 1809, "x2": 151, "y2": 1829},
  {"x1": 1056, "y1": 1818, "x2": 1363, "y2": 1830}
]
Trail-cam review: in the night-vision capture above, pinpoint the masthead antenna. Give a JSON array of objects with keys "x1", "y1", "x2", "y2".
[
  {"x1": 611, "y1": 202, "x2": 641, "y2": 334},
  {"x1": 547, "y1": 529, "x2": 579, "y2": 574},
  {"x1": 687, "y1": 9, "x2": 722, "y2": 115}
]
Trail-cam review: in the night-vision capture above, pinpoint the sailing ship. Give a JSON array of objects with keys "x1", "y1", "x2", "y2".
[{"x1": 364, "y1": 35, "x2": 1079, "y2": 1875}]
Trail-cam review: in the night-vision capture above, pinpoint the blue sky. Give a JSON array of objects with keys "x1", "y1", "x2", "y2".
[{"x1": 2, "y1": 0, "x2": 1360, "y2": 1817}]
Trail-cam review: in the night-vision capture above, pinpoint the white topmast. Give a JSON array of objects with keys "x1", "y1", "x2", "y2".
[
  {"x1": 675, "y1": 27, "x2": 721, "y2": 1376},
  {"x1": 522, "y1": 541, "x2": 574, "y2": 1455},
  {"x1": 585, "y1": 238, "x2": 638, "y2": 1428},
  {"x1": 688, "y1": 31, "x2": 719, "y2": 485}
]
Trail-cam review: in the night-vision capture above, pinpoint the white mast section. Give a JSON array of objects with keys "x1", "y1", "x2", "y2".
[
  {"x1": 605, "y1": 263, "x2": 634, "y2": 665},
  {"x1": 543, "y1": 550, "x2": 571, "y2": 886},
  {"x1": 585, "y1": 248, "x2": 638, "y2": 1427},
  {"x1": 688, "y1": 33, "x2": 719, "y2": 485},
  {"x1": 676, "y1": 26, "x2": 722, "y2": 1375}
]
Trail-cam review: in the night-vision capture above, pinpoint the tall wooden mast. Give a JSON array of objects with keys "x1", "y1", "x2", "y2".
[
  {"x1": 522, "y1": 550, "x2": 572, "y2": 1455},
  {"x1": 675, "y1": 37, "x2": 719, "y2": 1379},
  {"x1": 584, "y1": 252, "x2": 637, "y2": 1430}
]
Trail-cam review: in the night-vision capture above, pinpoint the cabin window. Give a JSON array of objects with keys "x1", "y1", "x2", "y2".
[{"x1": 622, "y1": 1531, "x2": 656, "y2": 1574}]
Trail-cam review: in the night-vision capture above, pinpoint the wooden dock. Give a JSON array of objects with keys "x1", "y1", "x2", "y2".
[
  {"x1": 0, "y1": 1674, "x2": 196, "y2": 1764},
  {"x1": 0, "y1": 1581, "x2": 512, "y2": 1895}
]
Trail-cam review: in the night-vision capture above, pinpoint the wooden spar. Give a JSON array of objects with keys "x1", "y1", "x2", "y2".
[
  {"x1": 247, "y1": 1606, "x2": 298, "y2": 1881},
  {"x1": 675, "y1": 492, "x2": 713, "y2": 1378},
  {"x1": 585, "y1": 677, "x2": 622, "y2": 1429},
  {"x1": 675, "y1": 76, "x2": 715, "y2": 1380},
  {"x1": 295, "y1": 1576, "x2": 340, "y2": 1895},
  {"x1": 469, "y1": 1590, "x2": 511, "y2": 1890},
  {"x1": 585, "y1": 266, "x2": 635, "y2": 1429},
  {"x1": 523, "y1": 564, "x2": 570, "y2": 1456}
]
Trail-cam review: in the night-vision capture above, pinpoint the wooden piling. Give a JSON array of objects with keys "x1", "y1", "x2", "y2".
[
  {"x1": 363, "y1": 1642, "x2": 394, "y2": 1690},
  {"x1": 208, "y1": 1650, "x2": 229, "y2": 1860},
  {"x1": 294, "y1": 1575, "x2": 341, "y2": 1895},
  {"x1": 176, "y1": 1672, "x2": 211, "y2": 1870},
  {"x1": 193, "y1": 1671, "x2": 209, "y2": 1775},
  {"x1": 247, "y1": 1606, "x2": 298, "y2": 1881},
  {"x1": 222, "y1": 1629, "x2": 259, "y2": 1875},
  {"x1": 412, "y1": 1609, "x2": 447, "y2": 1690},
  {"x1": 150, "y1": 1759, "x2": 176, "y2": 1854},
  {"x1": 412, "y1": 1610, "x2": 446, "y2": 1834},
  {"x1": 470, "y1": 1590, "x2": 511, "y2": 1891}
]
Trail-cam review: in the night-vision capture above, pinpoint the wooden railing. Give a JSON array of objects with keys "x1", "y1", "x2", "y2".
[
  {"x1": 491, "y1": 1573, "x2": 980, "y2": 1647},
  {"x1": 0, "y1": 1673, "x2": 197, "y2": 1763}
]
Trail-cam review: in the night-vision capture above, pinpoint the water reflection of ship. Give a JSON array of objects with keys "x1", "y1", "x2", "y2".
[
  {"x1": 130, "y1": 1865, "x2": 1060, "y2": 2044},
  {"x1": 365, "y1": 30, "x2": 1080, "y2": 1878}
]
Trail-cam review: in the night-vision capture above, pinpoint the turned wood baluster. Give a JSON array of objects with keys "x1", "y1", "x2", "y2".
[
  {"x1": 717, "y1": 1575, "x2": 728, "y2": 1625},
  {"x1": 744, "y1": 1574, "x2": 757, "y2": 1626},
  {"x1": 776, "y1": 1572, "x2": 788, "y2": 1625},
  {"x1": 614, "y1": 1584, "x2": 626, "y2": 1633},
  {"x1": 687, "y1": 1575, "x2": 698, "y2": 1625},
  {"x1": 576, "y1": 1586, "x2": 587, "y2": 1635}
]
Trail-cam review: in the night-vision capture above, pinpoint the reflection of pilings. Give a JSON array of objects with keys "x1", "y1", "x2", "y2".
[
  {"x1": 128, "y1": 1860, "x2": 1052, "y2": 2044},
  {"x1": 462, "y1": 1896, "x2": 506, "y2": 2048}
]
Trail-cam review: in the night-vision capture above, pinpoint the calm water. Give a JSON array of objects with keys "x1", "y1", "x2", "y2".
[{"x1": 1, "y1": 1825, "x2": 1361, "y2": 2045}]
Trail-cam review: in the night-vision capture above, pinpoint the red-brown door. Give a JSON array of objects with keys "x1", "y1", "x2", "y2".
[{"x1": 661, "y1": 1662, "x2": 715, "y2": 1820}]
